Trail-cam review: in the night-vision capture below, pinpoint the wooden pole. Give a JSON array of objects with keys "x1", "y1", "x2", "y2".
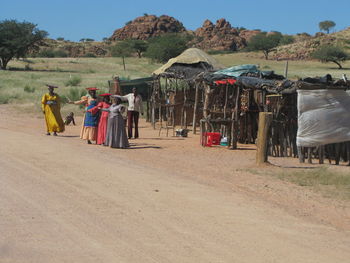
[
  {"x1": 284, "y1": 60, "x2": 289, "y2": 79},
  {"x1": 307, "y1": 147, "x2": 312, "y2": 164},
  {"x1": 256, "y1": 112, "x2": 273, "y2": 165},
  {"x1": 298, "y1": 146, "x2": 305, "y2": 163},
  {"x1": 231, "y1": 87, "x2": 240, "y2": 149},
  {"x1": 318, "y1": 146, "x2": 324, "y2": 164},
  {"x1": 122, "y1": 56, "x2": 126, "y2": 71},
  {"x1": 192, "y1": 81, "x2": 199, "y2": 134}
]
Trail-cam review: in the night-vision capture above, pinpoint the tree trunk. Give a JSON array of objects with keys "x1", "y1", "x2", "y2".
[
  {"x1": 0, "y1": 58, "x2": 10, "y2": 70},
  {"x1": 332, "y1": 60, "x2": 343, "y2": 69},
  {"x1": 263, "y1": 50, "x2": 269, "y2": 60}
]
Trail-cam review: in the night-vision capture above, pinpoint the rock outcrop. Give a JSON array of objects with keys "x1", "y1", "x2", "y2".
[
  {"x1": 110, "y1": 15, "x2": 186, "y2": 40},
  {"x1": 193, "y1": 19, "x2": 246, "y2": 51},
  {"x1": 239, "y1": 30, "x2": 261, "y2": 42}
]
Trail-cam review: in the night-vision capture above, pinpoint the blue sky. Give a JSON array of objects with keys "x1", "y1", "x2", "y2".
[{"x1": 1, "y1": 0, "x2": 349, "y2": 41}]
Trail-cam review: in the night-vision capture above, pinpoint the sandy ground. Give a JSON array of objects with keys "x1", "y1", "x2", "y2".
[{"x1": 0, "y1": 105, "x2": 350, "y2": 263}]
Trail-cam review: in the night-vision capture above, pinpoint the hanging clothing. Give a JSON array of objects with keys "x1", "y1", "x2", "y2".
[
  {"x1": 41, "y1": 93, "x2": 65, "y2": 133},
  {"x1": 104, "y1": 104, "x2": 129, "y2": 148},
  {"x1": 88, "y1": 101, "x2": 111, "y2": 145}
]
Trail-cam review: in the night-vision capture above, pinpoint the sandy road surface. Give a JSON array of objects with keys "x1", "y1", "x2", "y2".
[{"x1": 1, "y1": 106, "x2": 350, "y2": 262}]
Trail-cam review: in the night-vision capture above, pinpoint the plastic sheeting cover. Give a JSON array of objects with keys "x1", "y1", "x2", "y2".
[
  {"x1": 213, "y1": 64, "x2": 259, "y2": 78},
  {"x1": 297, "y1": 89, "x2": 350, "y2": 147}
]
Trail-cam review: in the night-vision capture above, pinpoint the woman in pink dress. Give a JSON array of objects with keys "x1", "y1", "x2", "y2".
[{"x1": 88, "y1": 93, "x2": 111, "y2": 145}]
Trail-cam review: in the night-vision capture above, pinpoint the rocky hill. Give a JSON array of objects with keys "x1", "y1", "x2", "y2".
[
  {"x1": 271, "y1": 27, "x2": 350, "y2": 60},
  {"x1": 110, "y1": 15, "x2": 261, "y2": 51},
  {"x1": 193, "y1": 19, "x2": 248, "y2": 51},
  {"x1": 110, "y1": 15, "x2": 186, "y2": 40}
]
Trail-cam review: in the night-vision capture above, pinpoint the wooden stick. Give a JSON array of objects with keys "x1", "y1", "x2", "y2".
[
  {"x1": 256, "y1": 112, "x2": 273, "y2": 164},
  {"x1": 298, "y1": 146, "x2": 305, "y2": 163},
  {"x1": 318, "y1": 146, "x2": 324, "y2": 164},
  {"x1": 307, "y1": 147, "x2": 312, "y2": 164},
  {"x1": 192, "y1": 81, "x2": 199, "y2": 134}
]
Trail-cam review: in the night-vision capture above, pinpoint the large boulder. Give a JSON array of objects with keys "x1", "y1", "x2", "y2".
[
  {"x1": 110, "y1": 15, "x2": 186, "y2": 40},
  {"x1": 194, "y1": 18, "x2": 246, "y2": 51},
  {"x1": 239, "y1": 30, "x2": 261, "y2": 42}
]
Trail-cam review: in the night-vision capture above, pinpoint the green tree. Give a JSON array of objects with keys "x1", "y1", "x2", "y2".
[
  {"x1": 247, "y1": 32, "x2": 282, "y2": 59},
  {"x1": 110, "y1": 41, "x2": 134, "y2": 57},
  {"x1": 56, "y1": 37, "x2": 65, "y2": 41},
  {"x1": 145, "y1": 33, "x2": 190, "y2": 62},
  {"x1": 311, "y1": 45, "x2": 349, "y2": 69},
  {"x1": 128, "y1": 39, "x2": 148, "y2": 58},
  {"x1": 0, "y1": 20, "x2": 48, "y2": 70},
  {"x1": 319, "y1": 20, "x2": 336, "y2": 34},
  {"x1": 279, "y1": 35, "x2": 295, "y2": 45}
]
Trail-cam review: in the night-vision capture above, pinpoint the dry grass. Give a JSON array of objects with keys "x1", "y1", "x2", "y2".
[
  {"x1": 212, "y1": 52, "x2": 350, "y2": 79},
  {"x1": 0, "y1": 57, "x2": 160, "y2": 115},
  {"x1": 1, "y1": 54, "x2": 350, "y2": 116},
  {"x1": 247, "y1": 167, "x2": 350, "y2": 200}
]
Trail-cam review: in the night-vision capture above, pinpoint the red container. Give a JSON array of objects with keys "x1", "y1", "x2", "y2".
[{"x1": 204, "y1": 132, "x2": 221, "y2": 147}]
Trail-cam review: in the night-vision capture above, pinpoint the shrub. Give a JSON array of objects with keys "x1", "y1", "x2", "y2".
[
  {"x1": 24, "y1": 85, "x2": 35, "y2": 93},
  {"x1": 82, "y1": 53, "x2": 96, "y2": 58},
  {"x1": 65, "y1": 75, "x2": 82, "y2": 86},
  {"x1": 279, "y1": 35, "x2": 295, "y2": 46},
  {"x1": 61, "y1": 87, "x2": 86, "y2": 104},
  {"x1": 0, "y1": 93, "x2": 19, "y2": 104},
  {"x1": 36, "y1": 49, "x2": 68, "y2": 58}
]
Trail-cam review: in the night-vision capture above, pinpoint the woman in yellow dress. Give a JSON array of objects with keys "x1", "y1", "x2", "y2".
[{"x1": 41, "y1": 85, "x2": 65, "y2": 136}]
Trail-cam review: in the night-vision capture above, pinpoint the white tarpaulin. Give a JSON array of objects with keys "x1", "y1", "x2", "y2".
[{"x1": 297, "y1": 89, "x2": 350, "y2": 147}]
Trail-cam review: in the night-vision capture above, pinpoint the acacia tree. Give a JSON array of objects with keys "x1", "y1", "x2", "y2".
[
  {"x1": 319, "y1": 20, "x2": 336, "y2": 34},
  {"x1": 0, "y1": 20, "x2": 48, "y2": 70},
  {"x1": 311, "y1": 45, "x2": 349, "y2": 69},
  {"x1": 247, "y1": 32, "x2": 282, "y2": 60},
  {"x1": 145, "y1": 33, "x2": 190, "y2": 62}
]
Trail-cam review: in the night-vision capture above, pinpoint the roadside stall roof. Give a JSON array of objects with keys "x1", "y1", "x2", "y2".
[{"x1": 153, "y1": 48, "x2": 223, "y2": 77}]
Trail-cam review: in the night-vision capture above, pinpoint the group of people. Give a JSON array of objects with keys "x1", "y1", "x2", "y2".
[{"x1": 41, "y1": 85, "x2": 143, "y2": 149}]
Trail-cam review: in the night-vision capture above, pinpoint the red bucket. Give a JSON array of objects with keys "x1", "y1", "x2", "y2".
[{"x1": 204, "y1": 132, "x2": 221, "y2": 147}]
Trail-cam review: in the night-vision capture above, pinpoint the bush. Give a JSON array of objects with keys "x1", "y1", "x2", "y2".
[
  {"x1": 279, "y1": 35, "x2": 295, "y2": 46},
  {"x1": 311, "y1": 45, "x2": 349, "y2": 69},
  {"x1": 36, "y1": 48, "x2": 68, "y2": 58},
  {"x1": 144, "y1": 33, "x2": 190, "y2": 62},
  {"x1": 65, "y1": 75, "x2": 82, "y2": 86},
  {"x1": 82, "y1": 53, "x2": 96, "y2": 58},
  {"x1": 24, "y1": 85, "x2": 35, "y2": 93},
  {"x1": 0, "y1": 93, "x2": 19, "y2": 104}
]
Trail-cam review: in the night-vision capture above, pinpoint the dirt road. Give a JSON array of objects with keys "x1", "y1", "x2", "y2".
[{"x1": 1, "y1": 106, "x2": 349, "y2": 262}]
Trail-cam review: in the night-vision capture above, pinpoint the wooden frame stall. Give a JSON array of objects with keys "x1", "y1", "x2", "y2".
[
  {"x1": 150, "y1": 71, "x2": 205, "y2": 136},
  {"x1": 200, "y1": 75, "x2": 298, "y2": 151}
]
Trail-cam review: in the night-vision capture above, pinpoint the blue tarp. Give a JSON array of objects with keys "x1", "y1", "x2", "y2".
[{"x1": 213, "y1": 64, "x2": 259, "y2": 78}]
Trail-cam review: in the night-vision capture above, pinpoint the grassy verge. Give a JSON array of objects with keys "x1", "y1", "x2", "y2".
[
  {"x1": 0, "y1": 57, "x2": 160, "y2": 115},
  {"x1": 247, "y1": 167, "x2": 350, "y2": 200}
]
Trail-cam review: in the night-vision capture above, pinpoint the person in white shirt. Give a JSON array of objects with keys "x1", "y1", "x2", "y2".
[{"x1": 116, "y1": 88, "x2": 144, "y2": 139}]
